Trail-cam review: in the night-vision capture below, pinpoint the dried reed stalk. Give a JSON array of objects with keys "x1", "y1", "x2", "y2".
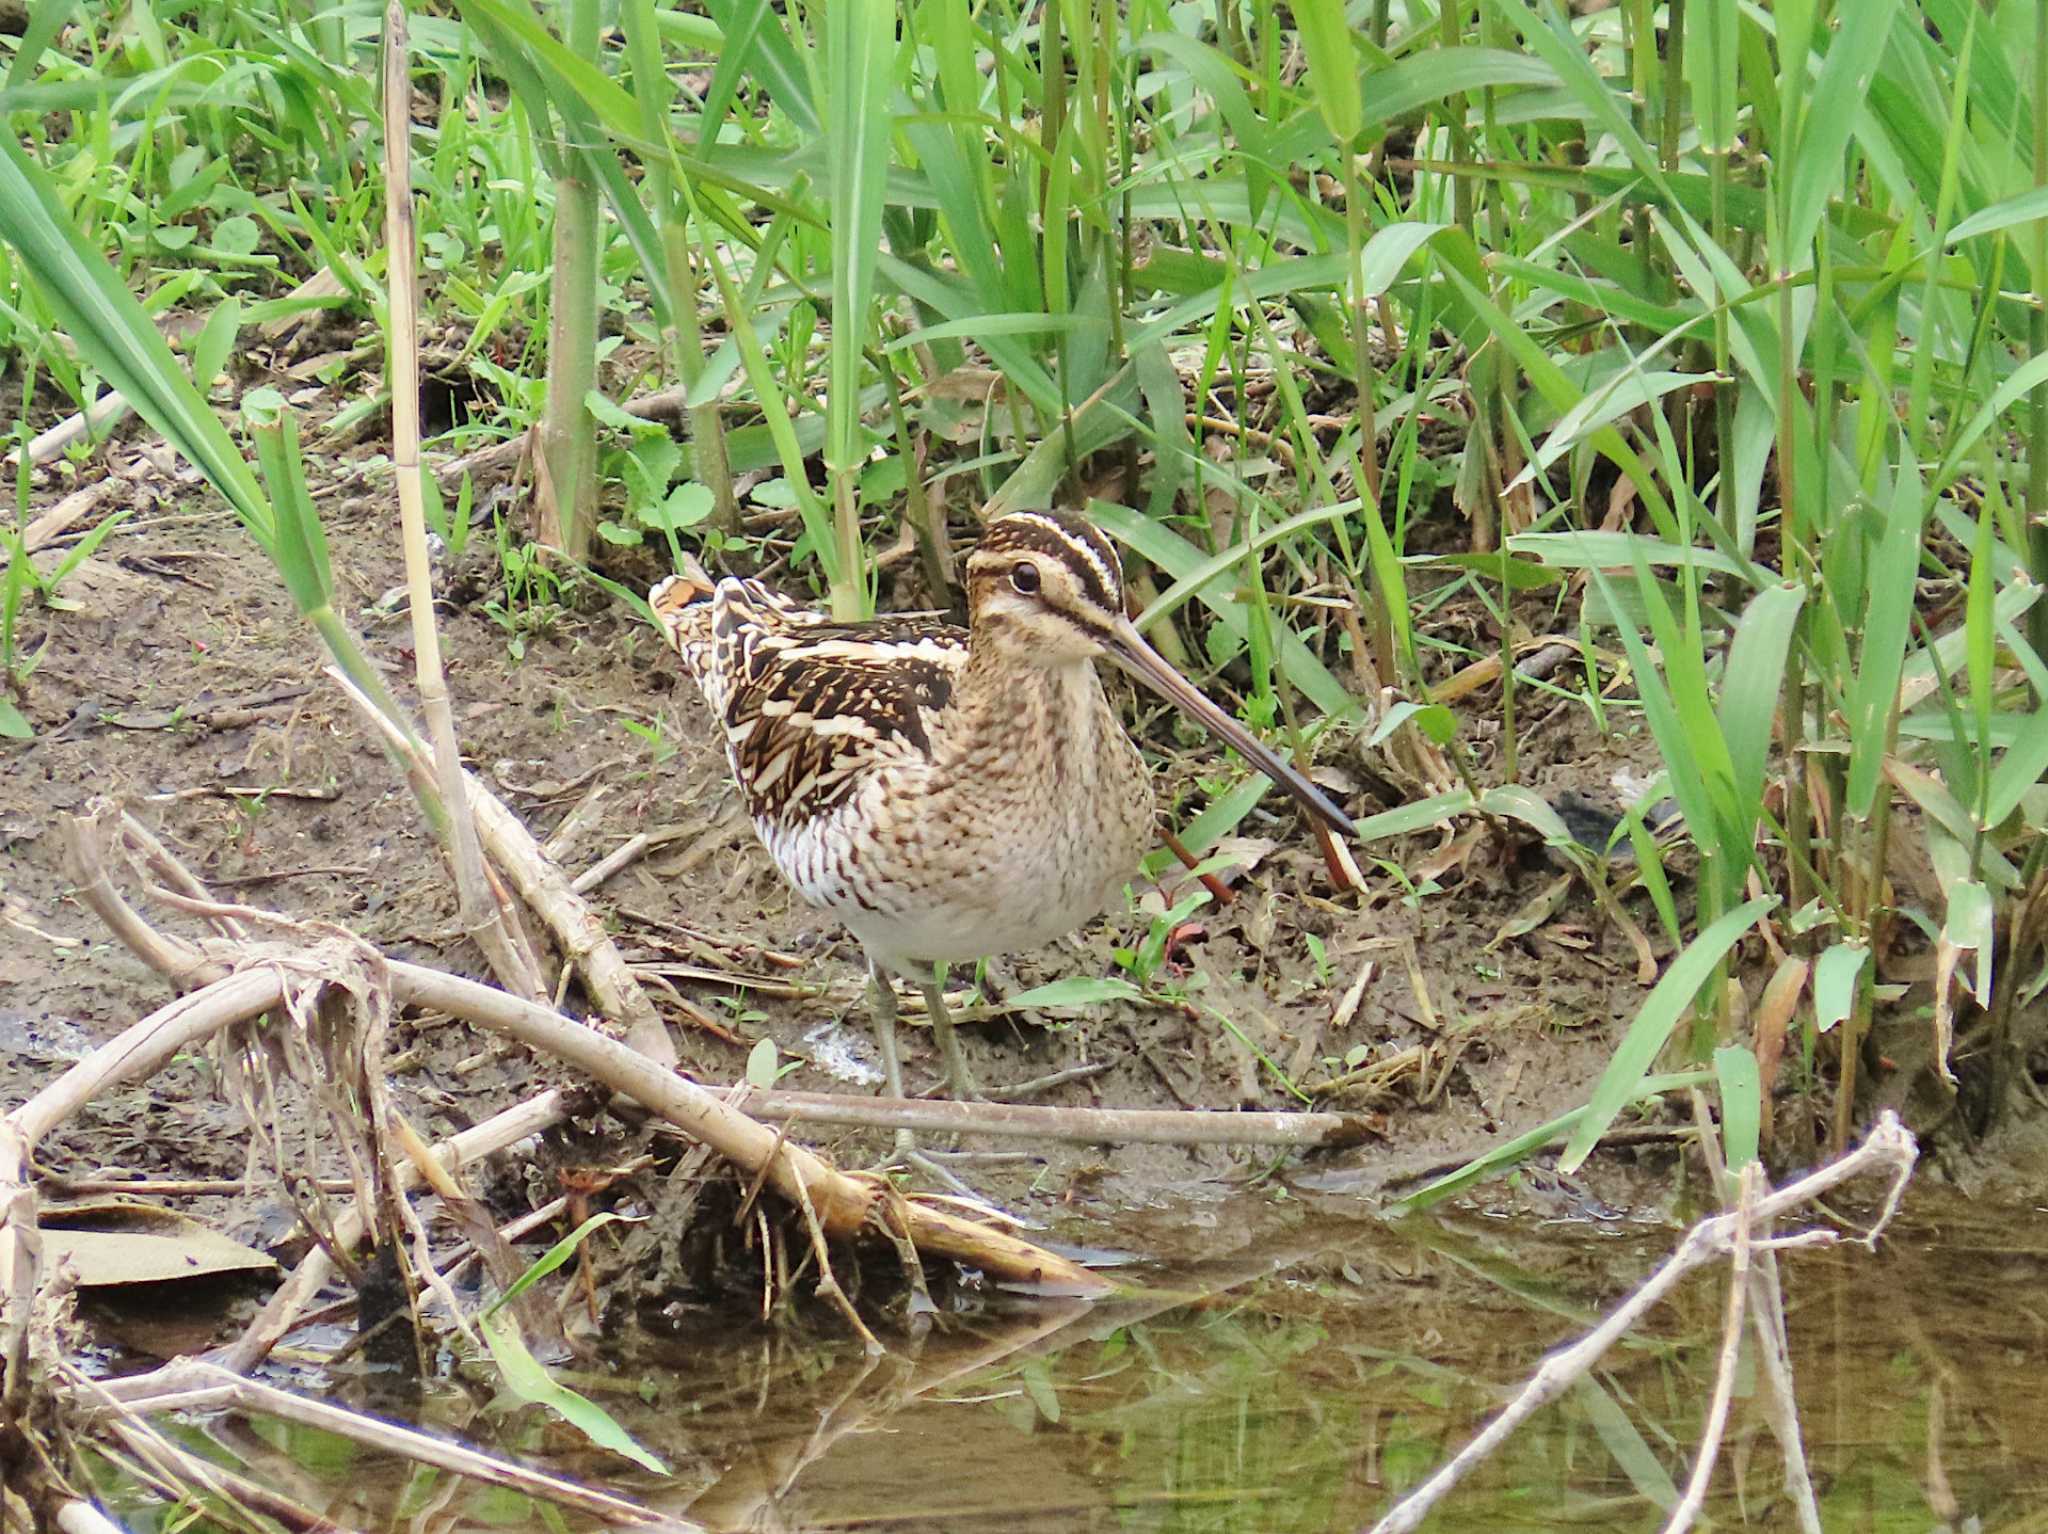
[
  {"x1": 381, "y1": 0, "x2": 547, "y2": 1005},
  {"x1": 60, "y1": 808, "x2": 1103, "y2": 1295}
]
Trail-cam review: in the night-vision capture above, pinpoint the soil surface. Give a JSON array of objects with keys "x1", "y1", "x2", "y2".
[{"x1": 0, "y1": 400, "x2": 2024, "y2": 1333}]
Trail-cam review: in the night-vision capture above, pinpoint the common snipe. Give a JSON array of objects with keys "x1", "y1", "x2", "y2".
[{"x1": 652, "y1": 511, "x2": 1354, "y2": 1104}]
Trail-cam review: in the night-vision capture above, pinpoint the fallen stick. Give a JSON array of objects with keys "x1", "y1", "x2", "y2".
[
  {"x1": 89, "y1": 1392, "x2": 364, "y2": 1534},
  {"x1": 52, "y1": 1500, "x2": 127, "y2": 1534},
  {"x1": 570, "y1": 828, "x2": 688, "y2": 895},
  {"x1": 1366, "y1": 1112, "x2": 1918, "y2": 1534},
  {"x1": 379, "y1": 16, "x2": 550, "y2": 1015},
  {"x1": 9, "y1": 969, "x2": 285, "y2": 1150},
  {"x1": 2, "y1": 393, "x2": 133, "y2": 470},
  {"x1": 63, "y1": 813, "x2": 1105, "y2": 1298},
  {"x1": 86, "y1": 1361, "x2": 691, "y2": 1531},
  {"x1": 738, "y1": 1090, "x2": 1378, "y2": 1148},
  {"x1": 387, "y1": 963, "x2": 1107, "y2": 1291},
  {"x1": 39, "y1": 1176, "x2": 358, "y2": 1197},
  {"x1": 2, "y1": 967, "x2": 293, "y2": 1404},
  {"x1": 0, "y1": 484, "x2": 111, "y2": 573}
]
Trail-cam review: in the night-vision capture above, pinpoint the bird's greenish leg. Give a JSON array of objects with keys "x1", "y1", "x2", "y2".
[
  {"x1": 866, "y1": 961, "x2": 916, "y2": 1158},
  {"x1": 922, "y1": 978, "x2": 981, "y2": 1101}
]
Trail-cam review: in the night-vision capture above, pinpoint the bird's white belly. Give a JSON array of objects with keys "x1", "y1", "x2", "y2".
[{"x1": 754, "y1": 757, "x2": 1150, "y2": 972}]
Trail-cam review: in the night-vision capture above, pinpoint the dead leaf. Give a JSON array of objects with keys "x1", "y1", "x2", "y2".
[
  {"x1": 1487, "y1": 872, "x2": 1573, "y2": 951},
  {"x1": 1753, "y1": 956, "x2": 1810, "y2": 1144},
  {"x1": 40, "y1": 1202, "x2": 277, "y2": 1288}
]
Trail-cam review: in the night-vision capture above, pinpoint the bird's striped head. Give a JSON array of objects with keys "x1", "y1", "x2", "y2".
[
  {"x1": 966, "y1": 511, "x2": 1128, "y2": 663},
  {"x1": 968, "y1": 510, "x2": 1356, "y2": 836}
]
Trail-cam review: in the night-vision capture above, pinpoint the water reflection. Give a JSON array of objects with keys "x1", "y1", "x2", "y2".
[{"x1": 98, "y1": 1191, "x2": 2048, "y2": 1533}]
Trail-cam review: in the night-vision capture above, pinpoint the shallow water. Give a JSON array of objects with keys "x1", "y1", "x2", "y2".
[{"x1": 101, "y1": 1187, "x2": 2048, "y2": 1533}]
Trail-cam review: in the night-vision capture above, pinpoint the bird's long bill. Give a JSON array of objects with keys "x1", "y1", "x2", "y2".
[{"x1": 1106, "y1": 617, "x2": 1356, "y2": 837}]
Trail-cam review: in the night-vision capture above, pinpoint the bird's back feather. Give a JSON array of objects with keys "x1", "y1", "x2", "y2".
[{"x1": 651, "y1": 572, "x2": 969, "y2": 829}]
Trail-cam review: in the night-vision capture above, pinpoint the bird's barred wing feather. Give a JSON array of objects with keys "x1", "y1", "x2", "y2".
[{"x1": 651, "y1": 573, "x2": 969, "y2": 828}]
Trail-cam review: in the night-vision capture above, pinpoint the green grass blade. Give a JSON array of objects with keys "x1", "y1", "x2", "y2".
[
  {"x1": 702, "y1": 0, "x2": 820, "y2": 140},
  {"x1": 822, "y1": 0, "x2": 895, "y2": 617},
  {"x1": 1845, "y1": 459, "x2": 1926, "y2": 818},
  {"x1": 1088, "y1": 499, "x2": 1361, "y2": 722},
  {"x1": 1718, "y1": 581, "x2": 1805, "y2": 823},
  {"x1": 0, "y1": 136, "x2": 270, "y2": 542},
  {"x1": 1296, "y1": 0, "x2": 1361, "y2": 143},
  {"x1": 1394, "y1": 1071, "x2": 1711, "y2": 1212},
  {"x1": 479, "y1": 1305, "x2": 667, "y2": 1474},
  {"x1": 1782, "y1": 0, "x2": 1899, "y2": 256},
  {"x1": 1559, "y1": 896, "x2": 1775, "y2": 1173}
]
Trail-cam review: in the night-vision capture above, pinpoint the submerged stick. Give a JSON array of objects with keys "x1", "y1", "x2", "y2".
[
  {"x1": 216, "y1": 1089, "x2": 571, "y2": 1377},
  {"x1": 1660, "y1": 1163, "x2": 1757, "y2": 1534},
  {"x1": 1367, "y1": 1113, "x2": 1918, "y2": 1534},
  {"x1": 91, "y1": 1361, "x2": 690, "y2": 1531}
]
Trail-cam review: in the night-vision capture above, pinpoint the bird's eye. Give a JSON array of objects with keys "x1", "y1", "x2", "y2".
[{"x1": 1009, "y1": 561, "x2": 1041, "y2": 595}]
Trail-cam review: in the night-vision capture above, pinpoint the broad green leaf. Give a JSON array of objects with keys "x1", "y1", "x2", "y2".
[
  {"x1": 1509, "y1": 531, "x2": 1750, "y2": 581},
  {"x1": 1516, "y1": 371, "x2": 1716, "y2": 485},
  {"x1": 1577, "y1": 1375, "x2": 1679, "y2": 1510},
  {"x1": 1003, "y1": 977, "x2": 1143, "y2": 1010},
  {"x1": 1946, "y1": 185, "x2": 2048, "y2": 245},
  {"x1": 824, "y1": 0, "x2": 896, "y2": 486},
  {"x1": 0, "y1": 135, "x2": 270, "y2": 540},
  {"x1": 1560, "y1": 896, "x2": 1776, "y2": 1173},
  {"x1": 1945, "y1": 879, "x2": 1994, "y2": 1008},
  {"x1": 1353, "y1": 47, "x2": 1560, "y2": 134},
  {"x1": 479, "y1": 1305, "x2": 666, "y2": 1474},
  {"x1": 1713, "y1": 1045, "x2": 1761, "y2": 1176},
  {"x1": 1718, "y1": 583, "x2": 1805, "y2": 823},
  {"x1": 1295, "y1": 0, "x2": 1361, "y2": 142},
  {"x1": 1782, "y1": 0, "x2": 1898, "y2": 257},
  {"x1": 1350, "y1": 789, "x2": 1477, "y2": 844},
  {"x1": 1813, "y1": 943, "x2": 1867, "y2": 1033},
  {"x1": 1480, "y1": 784, "x2": 1574, "y2": 846},
  {"x1": 701, "y1": 0, "x2": 819, "y2": 139},
  {"x1": 1394, "y1": 1072, "x2": 1711, "y2": 1211},
  {"x1": 1369, "y1": 701, "x2": 1456, "y2": 749},
  {"x1": 1845, "y1": 462, "x2": 1925, "y2": 818}
]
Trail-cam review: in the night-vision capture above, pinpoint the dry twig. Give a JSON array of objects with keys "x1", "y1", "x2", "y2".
[
  {"x1": 329, "y1": 670, "x2": 678, "y2": 1065},
  {"x1": 381, "y1": 0, "x2": 548, "y2": 1008},
  {"x1": 85, "y1": 1361, "x2": 691, "y2": 1530},
  {"x1": 740, "y1": 1090, "x2": 1377, "y2": 1148},
  {"x1": 60, "y1": 810, "x2": 1103, "y2": 1296},
  {"x1": 1368, "y1": 1114, "x2": 1917, "y2": 1534}
]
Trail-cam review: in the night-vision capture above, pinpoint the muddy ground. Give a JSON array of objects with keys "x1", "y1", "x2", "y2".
[{"x1": 0, "y1": 397, "x2": 2025, "y2": 1337}]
